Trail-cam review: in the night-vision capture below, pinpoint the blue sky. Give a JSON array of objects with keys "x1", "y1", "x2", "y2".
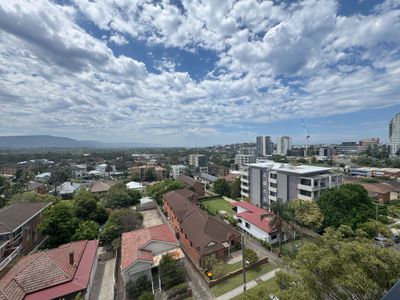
[{"x1": 0, "y1": 0, "x2": 399, "y2": 146}]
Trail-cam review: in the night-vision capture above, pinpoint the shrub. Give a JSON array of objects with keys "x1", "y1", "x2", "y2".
[
  {"x1": 126, "y1": 275, "x2": 152, "y2": 300},
  {"x1": 244, "y1": 248, "x2": 258, "y2": 265},
  {"x1": 166, "y1": 282, "x2": 190, "y2": 298},
  {"x1": 138, "y1": 292, "x2": 154, "y2": 300}
]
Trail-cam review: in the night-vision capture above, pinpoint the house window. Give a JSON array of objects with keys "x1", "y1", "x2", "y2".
[
  {"x1": 270, "y1": 233, "x2": 277, "y2": 240},
  {"x1": 245, "y1": 222, "x2": 250, "y2": 229},
  {"x1": 238, "y1": 219, "x2": 242, "y2": 223}
]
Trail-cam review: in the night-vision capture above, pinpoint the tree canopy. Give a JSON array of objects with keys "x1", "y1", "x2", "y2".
[
  {"x1": 288, "y1": 199, "x2": 324, "y2": 230},
  {"x1": 39, "y1": 202, "x2": 79, "y2": 248},
  {"x1": 317, "y1": 184, "x2": 375, "y2": 229},
  {"x1": 147, "y1": 179, "x2": 184, "y2": 204},
  {"x1": 230, "y1": 177, "x2": 241, "y2": 198},
  {"x1": 103, "y1": 183, "x2": 135, "y2": 208},
  {"x1": 71, "y1": 220, "x2": 99, "y2": 241},
  {"x1": 9, "y1": 191, "x2": 57, "y2": 204},
  {"x1": 100, "y1": 209, "x2": 143, "y2": 245},
  {"x1": 273, "y1": 228, "x2": 400, "y2": 300},
  {"x1": 73, "y1": 190, "x2": 108, "y2": 224},
  {"x1": 213, "y1": 178, "x2": 231, "y2": 196}
]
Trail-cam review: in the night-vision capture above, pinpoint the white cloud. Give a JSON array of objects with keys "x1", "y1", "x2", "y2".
[{"x1": 0, "y1": 0, "x2": 399, "y2": 145}]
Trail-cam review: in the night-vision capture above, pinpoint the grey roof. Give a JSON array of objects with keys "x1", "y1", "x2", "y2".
[
  {"x1": 199, "y1": 173, "x2": 218, "y2": 183},
  {"x1": 0, "y1": 202, "x2": 51, "y2": 234}
]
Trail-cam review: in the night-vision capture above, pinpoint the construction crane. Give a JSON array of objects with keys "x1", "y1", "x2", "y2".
[{"x1": 301, "y1": 119, "x2": 311, "y2": 157}]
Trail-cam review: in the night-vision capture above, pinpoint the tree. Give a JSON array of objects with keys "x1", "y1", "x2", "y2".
[
  {"x1": 274, "y1": 228, "x2": 400, "y2": 300},
  {"x1": 100, "y1": 209, "x2": 143, "y2": 245},
  {"x1": 317, "y1": 184, "x2": 375, "y2": 229},
  {"x1": 73, "y1": 190, "x2": 108, "y2": 224},
  {"x1": 243, "y1": 248, "x2": 258, "y2": 265},
  {"x1": 127, "y1": 189, "x2": 142, "y2": 205},
  {"x1": 138, "y1": 292, "x2": 154, "y2": 300},
  {"x1": 147, "y1": 179, "x2": 185, "y2": 204},
  {"x1": 262, "y1": 199, "x2": 295, "y2": 256},
  {"x1": 144, "y1": 169, "x2": 156, "y2": 181},
  {"x1": 49, "y1": 167, "x2": 71, "y2": 196},
  {"x1": 39, "y1": 202, "x2": 79, "y2": 248},
  {"x1": 126, "y1": 275, "x2": 152, "y2": 300},
  {"x1": 203, "y1": 255, "x2": 217, "y2": 270},
  {"x1": 159, "y1": 253, "x2": 185, "y2": 290},
  {"x1": 213, "y1": 178, "x2": 231, "y2": 196},
  {"x1": 230, "y1": 178, "x2": 241, "y2": 198},
  {"x1": 358, "y1": 219, "x2": 392, "y2": 238},
  {"x1": 72, "y1": 220, "x2": 99, "y2": 241},
  {"x1": 288, "y1": 199, "x2": 324, "y2": 231},
  {"x1": 103, "y1": 183, "x2": 133, "y2": 208}
]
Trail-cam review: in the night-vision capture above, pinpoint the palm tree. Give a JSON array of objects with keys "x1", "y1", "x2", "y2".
[{"x1": 261, "y1": 198, "x2": 295, "y2": 256}]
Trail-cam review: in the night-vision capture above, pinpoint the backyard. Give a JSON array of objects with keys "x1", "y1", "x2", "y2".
[
  {"x1": 201, "y1": 198, "x2": 235, "y2": 218},
  {"x1": 211, "y1": 262, "x2": 277, "y2": 297}
]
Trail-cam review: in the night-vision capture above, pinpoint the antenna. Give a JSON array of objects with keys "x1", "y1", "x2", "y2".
[{"x1": 301, "y1": 119, "x2": 311, "y2": 157}]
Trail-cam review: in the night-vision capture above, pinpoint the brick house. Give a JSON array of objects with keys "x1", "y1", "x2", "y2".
[
  {"x1": 0, "y1": 240, "x2": 98, "y2": 300},
  {"x1": 0, "y1": 202, "x2": 51, "y2": 274},
  {"x1": 163, "y1": 189, "x2": 240, "y2": 268},
  {"x1": 177, "y1": 175, "x2": 205, "y2": 197}
]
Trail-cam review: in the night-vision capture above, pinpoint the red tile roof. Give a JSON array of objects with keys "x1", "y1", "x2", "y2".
[
  {"x1": 0, "y1": 240, "x2": 98, "y2": 300},
  {"x1": 232, "y1": 201, "x2": 275, "y2": 234},
  {"x1": 121, "y1": 224, "x2": 178, "y2": 271}
]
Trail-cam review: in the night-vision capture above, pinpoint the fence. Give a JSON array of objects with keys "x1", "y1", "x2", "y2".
[{"x1": 207, "y1": 256, "x2": 269, "y2": 288}]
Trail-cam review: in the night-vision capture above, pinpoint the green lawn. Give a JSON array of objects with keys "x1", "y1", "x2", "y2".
[
  {"x1": 231, "y1": 278, "x2": 279, "y2": 300},
  {"x1": 211, "y1": 262, "x2": 277, "y2": 297},
  {"x1": 201, "y1": 198, "x2": 235, "y2": 217},
  {"x1": 272, "y1": 236, "x2": 318, "y2": 260},
  {"x1": 221, "y1": 261, "x2": 243, "y2": 274}
]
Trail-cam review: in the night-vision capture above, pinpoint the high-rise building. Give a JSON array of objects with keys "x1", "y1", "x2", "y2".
[
  {"x1": 389, "y1": 113, "x2": 400, "y2": 156},
  {"x1": 188, "y1": 154, "x2": 208, "y2": 167},
  {"x1": 358, "y1": 138, "x2": 380, "y2": 153},
  {"x1": 256, "y1": 136, "x2": 273, "y2": 157},
  {"x1": 276, "y1": 136, "x2": 292, "y2": 155},
  {"x1": 240, "y1": 161, "x2": 343, "y2": 207}
]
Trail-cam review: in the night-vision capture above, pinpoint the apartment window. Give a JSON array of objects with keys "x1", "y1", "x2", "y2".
[
  {"x1": 300, "y1": 178, "x2": 311, "y2": 186},
  {"x1": 269, "y1": 191, "x2": 277, "y2": 196},
  {"x1": 299, "y1": 189, "x2": 312, "y2": 197},
  {"x1": 269, "y1": 182, "x2": 277, "y2": 188},
  {"x1": 245, "y1": 222, "x2": 251, "y2": 229},
  {"x1": 270, "y1": 173, "x2": 277, "y2": 179}
]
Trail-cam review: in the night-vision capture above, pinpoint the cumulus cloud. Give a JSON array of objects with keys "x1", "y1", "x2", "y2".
[{"x1": 0, "y1": 0, "x2": 399, "y2": 145}]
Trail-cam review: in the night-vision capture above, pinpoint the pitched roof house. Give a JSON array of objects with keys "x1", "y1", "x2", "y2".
[
  {"x1": 231, "y1": 201, "x2": 280, "y2": 244},
  {"x1": 0, "y1": 240, "x2": 98, "y2": 300},
  {"x1": 177, "y1": 175, "x2": 205, "y2": 197},
  {"x1": 121, "y1": 224, "x2": 183, "y2": 292},
  {"x1": 163, "y1": 189, "x2": 240, "y2": 268}
]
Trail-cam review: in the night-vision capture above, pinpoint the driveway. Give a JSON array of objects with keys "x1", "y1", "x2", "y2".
[
  {"x1": 89, "y1": 258, "x2": 115, "y2": 300},
  {"x1": 141, "y1": 209, "x2": 165, "y2": 228},
  {"x1": 243, "y1": 234, "x2": 281, "y2": 264},
  {"x1": 182, "y1": 257, "x2": 215, "y2": 300}
]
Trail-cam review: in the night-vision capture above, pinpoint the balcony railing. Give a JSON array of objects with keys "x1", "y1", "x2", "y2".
[{"x1": 0, "y1": 246, "x2": 21, "y2": 272}]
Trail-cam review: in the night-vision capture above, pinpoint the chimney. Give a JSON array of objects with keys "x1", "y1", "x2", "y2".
[{"x1": 69, "y1": 252, "x2": 74, "y2": 266}]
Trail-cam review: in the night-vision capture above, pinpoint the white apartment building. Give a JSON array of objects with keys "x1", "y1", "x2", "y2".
[
  {"x1": 235, "y1": 154, "x2": 256, "y2": 166},
  {"x1": 170, "y1": 165, "x2": 186, "y2": 179},
  {"x1": 241, "y1": 161, "x2": 343, "y2": 207},
  {"x1": 188, "y1": 154, "x2": 208, "y2": 167},
  {"x1": 276, "y1": 136, "x2": 292, "y2": 155},
  {"x1": 390, "y1": 113, "x2": 400, "y2": 156}
]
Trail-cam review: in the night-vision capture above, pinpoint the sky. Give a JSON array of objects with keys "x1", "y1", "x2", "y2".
[{"x1": 0, "y1": 0, "x2": 400, "y2": 147}]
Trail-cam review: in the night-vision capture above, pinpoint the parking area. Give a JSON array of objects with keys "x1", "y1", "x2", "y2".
[{"x1": 141, "y1": 209, "x2": 165, "y2": 228}]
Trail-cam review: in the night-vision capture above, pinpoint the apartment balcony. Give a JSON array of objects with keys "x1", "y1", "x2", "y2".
[
  {"x1": 269, "y1": 178, "x2": 277, "y2": 184},
  {"x1": 241, "y1": 191, "x2": 249, "y2": 198},
  {"x1": 241, "y1": 178, "x2": 249, "y2": 184},
  {"x1": 0, "y1": 246, "x2": 21, "y2": 272},
  {"x1": 269, "y1": 195, "x2": 277, "y2": 201},
  {"x1": 269, "y1": 186, "x2": 277, "y2": 192},
  {"x1": 297, "y1": 183, "x2": 315, "y2": 192},
  {"x1": 240, "y1": 184, "x2": 249, "y2": 191},
  {"x1": 298, "y1": 194, "x2": 313, "y2": 201}
]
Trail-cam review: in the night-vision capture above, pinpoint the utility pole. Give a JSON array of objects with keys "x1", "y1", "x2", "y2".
[{"x1": 241, "y1": 234, "x2": 247, "y2": 292}]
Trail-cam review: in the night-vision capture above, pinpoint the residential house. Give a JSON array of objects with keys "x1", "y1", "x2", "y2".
[
  {"x1": 88, "y1": 180, "x2": 115, "y2": 196},
  {"x1": 26, "y1": 181, "x2": 48, "y2": 194},
  {"x1": 163, "y1": 189, "x2": 240, "y2": 268},
  {"x1": 177, "y1": 175, "x2": 205, "y2": 197},
  {"x1": 34, "y1": 172, "x2": 51, "y2": 182},
  {"x1": 126, "y1": 181, "x2": 144, "y2": 193},
  {"x1": 0, "y1": 202, "x2": 51, "y2": 274},
  {"x1": 0, "y1": 240, "x2": 98, "y2": 300},
  {"x1": 71, "y1": 164, "x2": 88, "y2": 178},
  {"x1": 360, "y1": 183, "x2": 392, "y2": 203},
  {"x1": 121, "y1": 224, "x2": 184, "y2": 293},
  {"x1": 195, "y1": 173, "x2": 218, "y2": 189},
  {"x1": 56, "y1": 181, "x2": 82, "y2": 199},
  {"x1": 232, "y1": 201, "x2": 280, "y2": 244}
]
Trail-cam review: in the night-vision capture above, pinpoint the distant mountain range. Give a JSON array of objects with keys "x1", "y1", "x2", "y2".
[{"x1": 0, "y1": 135, "x2": 153, "y2": 149}]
